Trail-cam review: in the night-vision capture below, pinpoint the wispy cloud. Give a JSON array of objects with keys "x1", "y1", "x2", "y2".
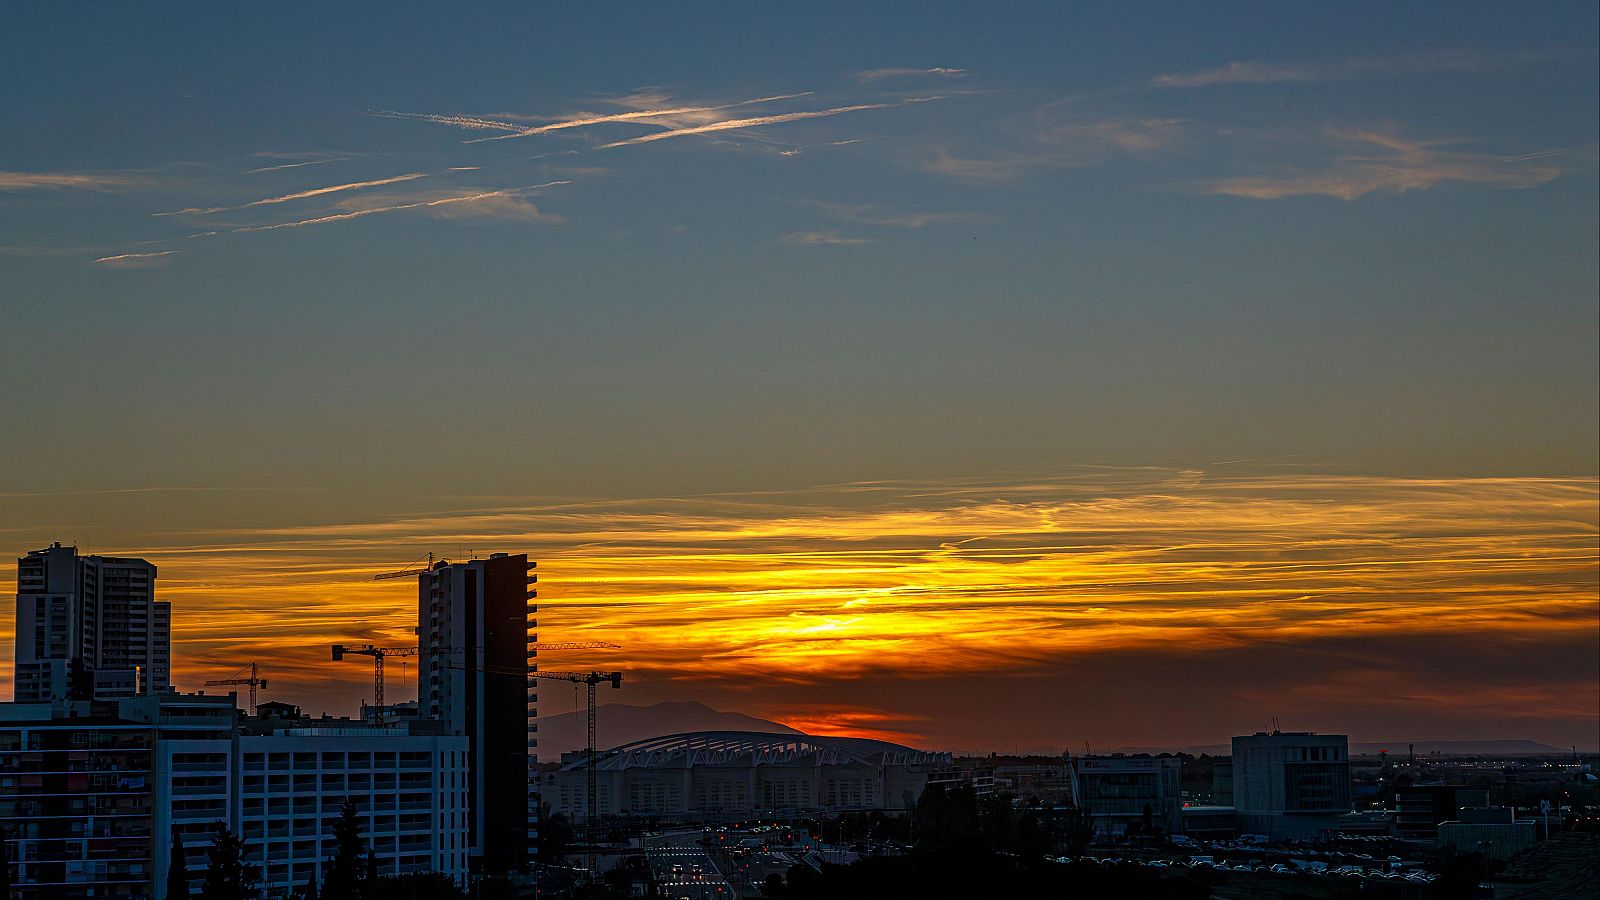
[
  {"x1": 339, "y1": 185, "x2": 566, "y2": 224},
  {"x1": 804, "y1": 201, "x2": 994, "y2": 228},
  {"x1": 233, "y1": 182, "x2": 569, "y2": 232},
  {"x1": 598, "y1": 99, "x2": 936, "y2": 149},
  {"x1": 378, "y1": 93, "x2": 815, "y2": 144},
  {"x1": 92, "y1": 250, "x2": 179, "y2": 268},
  {"x1": 1152, "y1": 50, "x2": 1528, "y2": 88},
  {"x1": 2, "y1": 470, "x2": 1588, "y2": 739},
  {"x1": 856, "y1": 67, "x2": 967, "y2": 83},
  {"x1": 923, "y1": 115, "x2": 1184, "y2": 181},
  {"x1": 159, "y1": 173, "x2": 431, "y2": 216},
  {"x1": 1193, "y1": 128, "x2": 1569, "y2": 200},
  {"x1": 781, "y1": 229, "x2": 874, "y2": 245},
  {"x1": 0, "y1": 171, "x2": 150, "y2": 192}
]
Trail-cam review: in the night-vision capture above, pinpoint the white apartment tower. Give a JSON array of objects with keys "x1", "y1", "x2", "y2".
[{"x1": 13, "y1": 542, "x2": 171, "y2": 702}]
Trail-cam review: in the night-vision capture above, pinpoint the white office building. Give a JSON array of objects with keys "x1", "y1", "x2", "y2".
[
  {"x1": 1231, "y1": 731, "x2": 1352, "y2": 840},
  {"x1": 125, "y1": 693, "x2": 473, "y2": 899}
]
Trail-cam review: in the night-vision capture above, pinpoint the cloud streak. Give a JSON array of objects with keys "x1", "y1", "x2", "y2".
[
  {"x1": 159, "y1": 173, "x2": 431, "y2": 216},
  {"x1": 597, "y1": 99, "x2": 936, "y2": 149},
  {"x1": 2, "y1": 468, "x2": 1590, "y2": 746},
  {"x1": 804, "y1": 201, "x2": 995, "y2": 229},
  {"x1": 1194, "y1": 128, "x2": 1568, "y2": 200},
  {"x1": 245, "y1": 157, "x2": 353, "y2": 174},
  {"x1": 1152, "y1": 50, "x2": 1527, "y2": 88},
  {"x1": 377, "y1": 93, "x2": 816, "y2": 144},
  {"x1": 92, "y1": 250, "x2": 179, "y2": 268},
  {"x1": 0, "y1": 171, "x2": 150, "y2": 192},
  {"x1": 856, "y1": 67, "x2": 967, "y2": 82},
  {"x1": 231, "y1": 182, "x2": 569, "y2": 232},
  {"x1": 781, "y1": 229, "x2": 874, "y2": 245}
]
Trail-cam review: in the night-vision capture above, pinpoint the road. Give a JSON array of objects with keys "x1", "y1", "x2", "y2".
[{"x1": 645, "y1": 832, "x2": 738, "y2": 899}]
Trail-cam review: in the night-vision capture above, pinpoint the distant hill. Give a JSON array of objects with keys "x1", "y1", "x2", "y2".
[
  {"x1": 1105, "y1": 739, "x2": 1576, "y2": 757},
  {"x1": 1348, "y1": 740, "x2": 1572, "y2": 757},
  {"x1": 536, "y1": 700, "x2": 799, "y2": 758}
]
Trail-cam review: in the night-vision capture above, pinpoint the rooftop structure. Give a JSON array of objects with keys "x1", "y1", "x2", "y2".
[{"x1": 544, "y1": 730, "x2": 951, "y2": 820}]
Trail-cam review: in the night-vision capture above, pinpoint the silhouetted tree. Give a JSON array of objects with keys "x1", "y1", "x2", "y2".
[
  {"x1": 537, "y1": 808, "x2": 574, "y2": 864},
  {"x1": 362, "y1": 873, "x2": 466, "y2": 900},
  {"x1": 322, "y1": 800, "x2": 366, "y2": 900},
  {"x1": 198, "y1": 823, "x2": 261, "y2": 900},
  {"x1": 167, "y1": 829, "x2": 192, "y2": 900},
  {"x1": 1061, "y1": 804, "x2": 1095, "y2": 856}
]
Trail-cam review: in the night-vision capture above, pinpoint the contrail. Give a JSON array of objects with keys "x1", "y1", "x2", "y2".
[
  {"x1": 158, "y1": 173, "x2": 431, "y2": 216},
  {"x1": 371, "y1": 111, "x2": 528, "y2": 132},
  {"x1": 233, "y1": 181, "x2": 570, "y2": 233},
  {"x1": 597, "y1": 98, "x2": 938, "y2": 149},
  {"x1": 245, "y1": 157, "x2": 352, "y2": 174},
  {"x1": 93, "y1": 250, "x2": 179, "y2": 265},
  {"x1": 376, "y1": 93, "x2": 815, "y2": 144},
  {"x1": 465, "y1": 93, "x2": 815, "y2": 143}
]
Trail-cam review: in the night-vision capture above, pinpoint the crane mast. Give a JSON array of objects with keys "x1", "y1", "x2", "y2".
[{"x1": 205, "y1": 662, "x2": 268, "y2": 714}]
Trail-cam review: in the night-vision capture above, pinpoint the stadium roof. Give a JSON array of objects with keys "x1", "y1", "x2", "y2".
[{"x1": 560, "y1": 730, "x2": 952, "y2": 771}]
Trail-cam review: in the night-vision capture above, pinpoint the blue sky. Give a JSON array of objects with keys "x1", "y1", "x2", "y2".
[
  {"x1": 3, "y1": 1, "x2": 1595, "y2": 497},
  {"x1": 1, "y1": 3, "x2": 1598, "y2": 745}
]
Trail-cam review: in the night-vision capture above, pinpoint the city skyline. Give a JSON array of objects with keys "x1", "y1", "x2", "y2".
[{"x1": 4, "y1": 3, "x2": 1598, "y2": 756}]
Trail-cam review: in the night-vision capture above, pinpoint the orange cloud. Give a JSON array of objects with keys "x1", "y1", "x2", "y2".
[{"x1": 0, "y1": 470, "x2": 1594, "y2": 745}]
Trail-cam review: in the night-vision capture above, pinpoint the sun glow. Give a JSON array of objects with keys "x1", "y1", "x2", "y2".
[{"x1": 1, "y1": 470, "x2": 1594, "y2": 741}]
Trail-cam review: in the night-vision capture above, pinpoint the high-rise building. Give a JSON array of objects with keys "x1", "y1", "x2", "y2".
[
  {"x1": 1232, "y1": 731, "x2": 1352, "y2": 839},
  {"x1": 13, "y1": 543, "x2": 170, "y2": 703},
  {"x1": 415, "y1": 553, "x2": 537, "y2": 874}
]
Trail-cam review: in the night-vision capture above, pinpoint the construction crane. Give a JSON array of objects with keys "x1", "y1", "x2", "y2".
[
  {"x1": 431, "y1": 652, "x2": 623, "y2": 875},
  {"x1": 372, "y1": 552, "x2": 443, "y2": 581},
  {"x1": 331, "y1": 641, "x2": 619, "y2": 726},
  {"x1": 205, "y1": 662, "x2": 268, "y2": 715},
  {"x1": 528, "y1": 670, "x2": 622, "y2": 876},
  {"x1": 330, "y1": 645, "x2": 418, "y2": 724}
]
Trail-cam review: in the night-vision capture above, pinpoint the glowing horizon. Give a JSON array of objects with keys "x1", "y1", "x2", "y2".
[{"x1": 3, "y1": 469, "x2": 1594, "y2": 750}]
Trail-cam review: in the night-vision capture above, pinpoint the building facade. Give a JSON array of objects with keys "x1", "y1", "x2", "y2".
[
  {"x1": 131, "y1": 693, "x2": 474, "y2": 899},
  {"x1": 1069, "y1": 756, "x2": 1184, "y2": 835},
  {"x1": 0, "y1": 704, "x2": 156, "y2": 899},
  {"x1": 14, "y1": 543, "x2": 170, "y2": 703},
  {"x1": 1395, "y1": 784, "x2": 1492, "y2": 838},
  {"x1": 1232, "y1": 731, "x2": 1352, "y2": 839},
  {"x1": 415, "y1": 552, "x2": 537, "y2": 873}
]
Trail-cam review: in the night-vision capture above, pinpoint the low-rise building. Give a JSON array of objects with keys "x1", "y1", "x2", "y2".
[
  {"x1": 1395, "y1": 784, "x2": 1491, "y2": 838},
  {"x1": 1070, "y1": 756, "x2": 1183, "y2": 835},
  {"x1": 1232, "y1": 731, "x2": 1351, "y2": 840}
]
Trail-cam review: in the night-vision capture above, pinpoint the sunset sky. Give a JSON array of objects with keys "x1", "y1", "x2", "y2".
[{"x1": 2, "y1": 3, "x2": 1596, "y2": 751}]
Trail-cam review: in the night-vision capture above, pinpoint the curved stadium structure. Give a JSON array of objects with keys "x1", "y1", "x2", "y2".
[{"x1": 539, "y1": 730, "x2": 953, "y2": 821}]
